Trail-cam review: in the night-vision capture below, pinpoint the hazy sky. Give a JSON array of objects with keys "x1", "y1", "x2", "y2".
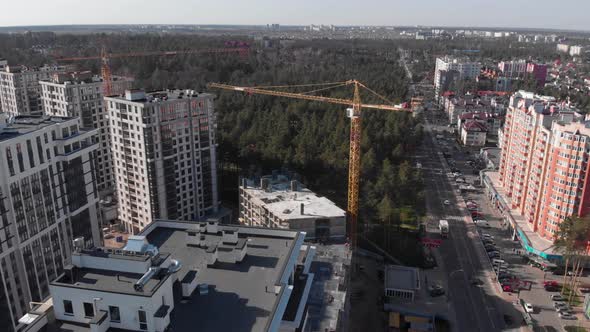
[{"x1": 2, "y1": 0, "x2": 590, "y2": 31}]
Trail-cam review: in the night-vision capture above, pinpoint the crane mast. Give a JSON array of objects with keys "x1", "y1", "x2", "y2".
[{"x1": 208, "y1": 80, "x2": 411, "y2": 249}]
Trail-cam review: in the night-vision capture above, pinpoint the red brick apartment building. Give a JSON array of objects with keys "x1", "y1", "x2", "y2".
[{"x1": 499, "y1": 91, "x2": 590, "y2": 242}]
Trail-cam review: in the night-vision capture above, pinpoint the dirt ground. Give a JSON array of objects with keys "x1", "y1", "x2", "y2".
[{"x1": 348, "y1": 253, "x2": 388, "y2": 332}]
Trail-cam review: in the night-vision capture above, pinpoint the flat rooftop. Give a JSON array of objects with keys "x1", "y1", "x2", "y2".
[
  {"x1": 0, "y1": 115, "x2": 75, "y2": 142},
  {"x1": 146, "y1": 226, "x2": 298, "y2": 332},
  {"x1": 107, "y1": 89, "x2": 214, "y2": 103},
  {"x1": 385, "y1": 265, "x2": 420, "y2": 290},
  {"x1": 52, "y1": 250, "x2": 171, "y2": 296},
  {"x1": 244, "y1": 176, "x2": 345, "y2": 220}
]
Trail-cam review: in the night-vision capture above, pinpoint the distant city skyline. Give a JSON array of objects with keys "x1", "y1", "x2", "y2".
[{"x1": 2, "y1": 0, "x2": 590, "y2": 31}]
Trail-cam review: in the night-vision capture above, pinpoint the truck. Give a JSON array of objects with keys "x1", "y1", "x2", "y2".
[{"x1": 439, "y1": 220, "x2": 449, "y2": 238}]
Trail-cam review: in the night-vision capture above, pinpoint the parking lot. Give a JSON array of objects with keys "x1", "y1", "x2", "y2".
[{"x1": 431, "y1": 111, "x2": 590, "y2": 331}]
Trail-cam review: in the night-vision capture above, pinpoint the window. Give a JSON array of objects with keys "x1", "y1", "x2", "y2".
[
  {"x1": 138, "y1": 310, "x2": 147, "y2": 330},
  {"x1": 63, "y1": 300, "x2": 73, "y2": 315},
  {"x1": 15, "y1": 143, "x2": 24, "y2": 172},
  {"x1": 26, "y1": 140, "x2": 35, "y2": 167},
  {"x1": 83, "y1": 302, "x2": 94, "y2": 318},
  {"x1": 5, "y1": 147, "x2": 15, "y2": 176},
  {"x1": 109, "y1": 306, "x2": 121, "y2": 323}
]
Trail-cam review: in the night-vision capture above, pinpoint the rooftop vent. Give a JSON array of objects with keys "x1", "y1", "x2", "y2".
[
  {"x1": 168, "y1": 259, "x2": 182, "y2": 273},
  {"x1": 222, "y1": 228, "x2": 239, "y2": 244},
  {"x1": 134, "y1": 267, "x2": 158, "y2": 292},
  {"x1": 206, "y1": 221, "x2": 219, "y2": 234},
  {"x1": 73, "y1": 237, "x2": 85, "y2": 252}
]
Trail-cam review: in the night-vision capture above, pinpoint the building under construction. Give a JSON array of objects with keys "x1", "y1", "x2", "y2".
[{"x1": 239, "y1": 173, "x2": 346, "y2": 240}]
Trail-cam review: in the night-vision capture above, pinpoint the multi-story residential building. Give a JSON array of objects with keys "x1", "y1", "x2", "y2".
[
  {"x1": 460, "y1": 120, "x2": 487, "y2": 146},
  {"x1": 40, "y1": 71, "x2": 133, "y2": 193},
  {"x1": 483, "y1": 91, "x2": 590, "y2": 261},
  {"x1": 0, "y1": 64, "x2": 68, "y2": 117},
  {"x1": 526, "y1": 63, "x2": 548, "y2": 87},
  {"x1": 17, "y1": 219, "x2": 317, "y2": 332},
  {"x1": 457, "y1": 112, "x2": 504, "y2": 137},
  {"x1": 239, "y1": 174, "x2": 346, "y2": 239},
  {"x1": 557, "y1": 43, "x2": 570, "y2": 53},
  {"x1": 569, "y1": 45, "x2": 584, "y2": 57},
  {"x1": 434, "y1": 56, "x2": 481, "y2": 100},
  {"x1": 498, "y1": 60, "x2": 527, "y2": 78},
  {"x1": 0, "y1": 115, "x2": 101, "y2": 331},
  {"x1": 105, "y1": 90, "x2": 220, "y2": 234},
  {"x1": 441, "y1": 92, "x2": 507, "y2": 124}
]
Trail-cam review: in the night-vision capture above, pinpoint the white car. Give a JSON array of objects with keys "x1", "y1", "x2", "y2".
[
  {"x1": 524, "y1": 303, "x2": 534, "y2": 313},
  {"x1": 443, "y1": 200, "x2": 451, "y2": 205},
  {"x1": 482, "y1": 234, "x2": 494, "y2": 239},
  {"x1": 475, "y1": 220, "x2": 491, "y2": 228}
]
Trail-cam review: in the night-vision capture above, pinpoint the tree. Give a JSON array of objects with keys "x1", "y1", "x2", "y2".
[
  {"x1": 554, "y1": 215, "x2": 590, "y2": 303},
  {"x1": 377, "y1": 195, "x2": 395, "y2": 222}
]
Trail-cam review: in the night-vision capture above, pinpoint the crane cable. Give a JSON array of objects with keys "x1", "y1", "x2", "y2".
[
  {"x1": 359, "y1": 85, "x2": 395, "y2": 106},
  {"x1": 298, "y1": 82, "x2": 349, "y2": 95},
  {"x1": 249, "y1": 81, "x2": 349, "y2": 89}
]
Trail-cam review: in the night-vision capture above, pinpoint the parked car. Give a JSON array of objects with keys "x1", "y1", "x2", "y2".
[
  {"x1": 524, "y1": 303, "x2": 534, "y2": 313},
  {"x1": 502, "y1": 285, "x2": 514, "y2": 292},
  {"x1": 443, "y1": 200, "x2": 451, "y2": 205},
  {"x1": 483, "y1": 239, "x2": 495, "y2": 245},
  {"x1": 544, "y1": 280, "x2": 559, "y2": 287},
  {"x1": 545, "y1": 285, "x2": 559, "y2": 292},
  {"x1": 484, "y1": 245, "x2": 496, "y2": 252},
  {"x1": 488, "y1": 251, "x2": 501, "y2": 258},
  {"x1": 429, "y1": 285, "x2": 445, "y2": 297},
  {"x1": 551, "y1": 294, "x2": 565, "y2": 301},
  {"x1": 559, "y1": 312, "x2": 577, "y2": 320},
  {"x1": 471, "y1": 212, "x2": 484, "y2": 219},
  {"x1": 475, "y1": 220, "x2": 491, "y2": 228},
  {"x1": 580, "y1": 287, "x2": 590, "y2": 293},
  {"x1": 492, "y1": 259, "x2": 506, "y2": 266},
  {"x1": 556, "y1": 305, "x2": 571, "y2": 313},
  {"x1": 481, "y1": 233, "x2": 493, "y2": 239}
]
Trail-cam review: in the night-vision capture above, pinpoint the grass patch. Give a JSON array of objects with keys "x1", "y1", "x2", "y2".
[
  {"x1": 562, "y1": 285, "x2": 584, "y2": 307},
  {"x1": 564, "y1": 326, "x2": 587, "y2": 332}
]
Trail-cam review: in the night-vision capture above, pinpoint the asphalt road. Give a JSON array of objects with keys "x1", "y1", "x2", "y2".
[{"x1": 417, "y1": 112, "x2": 516, "y2": 332}]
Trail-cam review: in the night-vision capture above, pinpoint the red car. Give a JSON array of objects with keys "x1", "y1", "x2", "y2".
[
  {"x1": 471, "y1": 211, "x2": 484, "y2": 219},
  {"x1": 503, "y1": 285, "x2": 514, "y2": 292},
  {"x1": 544, "y1": 281, "x2": 559, "y2": 287}
]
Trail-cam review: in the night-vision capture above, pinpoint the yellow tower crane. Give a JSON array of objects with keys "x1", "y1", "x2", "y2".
[{"x1": 208, "y1": 80, "x2": 411, "y2": 248}]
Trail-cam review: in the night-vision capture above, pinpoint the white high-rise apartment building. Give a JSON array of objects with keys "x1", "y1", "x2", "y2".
[
  {"x1": 0, "y1": 64, "x2": 68, "y2": 117},
  {"x1": 105, "y1": 90, "x2": 219, "y2": 233},
  {"x1": 0, "y1": 115, "x2": 100, "y2": 331},
  {"x1": 569, "y1": 45, "x2": 584, "y2": 57},
  {"x1": 434, "y1": 56, "x2": 481, "y2": 99},
  {"x1": 498, "y1": 59, "x2": 527, "y2": 78},
  {"x1": 40, "y1": 71, "x2": 133, "y2": 192}
]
